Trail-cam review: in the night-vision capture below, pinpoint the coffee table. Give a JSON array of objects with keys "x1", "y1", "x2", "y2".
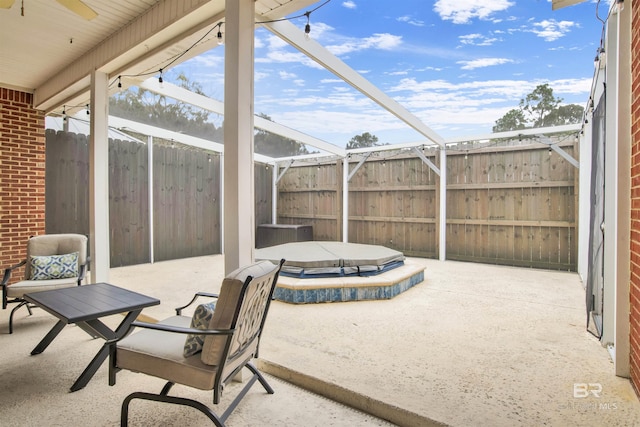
[{"x1": 24, "y1": 282, "x2": 160, "y2": 392}]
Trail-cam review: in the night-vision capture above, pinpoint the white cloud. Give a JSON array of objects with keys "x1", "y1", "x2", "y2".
[
  {"x1": 397, "y1": 15, "x2": 425, "y2": 27},
  {"x1": 530, "y1": 19, "x2": 578, "y2": 41},
  {"x1": 457, "y1": 57, "x2": 514, "y2": 70},
  {"x1": 434, "y1": 0, "x2": 514, "y2": 24},
  {"x1": 327, "y1": 33, "x2": 402, "y2": 55},
  {"x1": 279, "y1": 71, "x2": 297, "y2": 80},
  {"x1": 342, "y1": 1, "x2": 356, "y2": 9},
  {"x1": 459, "y1": 33, "x2": 500, "y2": 46}
]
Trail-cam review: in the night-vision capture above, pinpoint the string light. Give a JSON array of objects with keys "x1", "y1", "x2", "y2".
[
  {"x1": 117, "y1": 76, "x2": 122, "y2": 91},
  {"x1": 258, "y1": 0, "x2": 331, "y2": 40},
  {"x1": 594, "y1": 47, "x2": 605, "y2": 68},
  {"x1": 304, "y1": 11, "x2": 311, "y2": 40},
  {"x1": 216, "y1": 22, "x2": 224, "y2": 45},
  {"x1": 86, "y1": 104, "x2": 90, "y2": 115},
  {"x1": 62, "y1": 105, "x2": 66, "y2": 122},
  {"x1": 104, "y1": 1, "x2": 333, "y2": 92}
]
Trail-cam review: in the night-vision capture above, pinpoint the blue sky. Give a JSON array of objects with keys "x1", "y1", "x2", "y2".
[{"x1": 168, "y1": 0, "x2": 611, "y2": 148}]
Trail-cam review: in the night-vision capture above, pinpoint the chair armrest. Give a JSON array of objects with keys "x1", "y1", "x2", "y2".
[
  {"x1": 175, "y1": 292, "x2": 220, "y2": 315},
  {"x1": 2, "y1": 259, "x2": 27, "y2": 286},
  {"x1": 129, "y1": 320, "x2": 233, "y2": 335}
]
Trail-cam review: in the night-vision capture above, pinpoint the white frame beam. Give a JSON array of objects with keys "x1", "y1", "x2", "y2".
[
  {"x1": 223, "y1": 0, "x2": 255, "y2": 274},
  {"x1": 138, "y1": 79, "x2": 345, "y2": 157},
  {"x1": 89, "y1": 70, "x2": 111, "y2": 283},
  {"x1": 262, "y1": 19, "x2": 446, "y2": 148}
]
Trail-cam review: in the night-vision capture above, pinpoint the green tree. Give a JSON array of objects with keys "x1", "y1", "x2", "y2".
[
  {"x1": 519, "y1": 83, "x2": 562, "y2": 127},
  {"x1": 493, "y1": 83, "x2": 583, "y2": 132},
  {"x1": 540, "y1": 104, "x2": 584, "y2": 127},
  {"x1": 254, "y1": 113, "x2": 310, "y2": 157},
  {"x1": 346, "y1": 132, "x2": 380, "y2": 149},
  {"x1": 492, "y1": 108, "x2": 526, "y2": 133}
]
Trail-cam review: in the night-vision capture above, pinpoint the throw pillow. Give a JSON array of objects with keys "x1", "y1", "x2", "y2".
[
  {"x1": 30, "y1": 252, "x2": 79, "y2": 280},
  {"x1": 183, "y1": 301, "x2": 217, "y2": 358}
]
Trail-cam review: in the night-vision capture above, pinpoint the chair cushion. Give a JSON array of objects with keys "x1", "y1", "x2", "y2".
[
  {"x1": 29, "y1": 252, "x2": 79, "y2": 280},
  {"x1": 116, "y1": 316, "x2": 218, "y2": 390},
  {"x1": 183, "y1": 301, "x2": 217, "y2": 357},
  {"x1": 6, "y1": 278, "x2": 79, "y2": 298},
  {"x1": 201, "y1": 260, "x2": 278, "y2": 366}
]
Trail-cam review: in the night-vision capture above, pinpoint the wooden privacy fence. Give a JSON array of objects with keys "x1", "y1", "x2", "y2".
[
  {"x1": 278, "y1": 138, "x2": 578, "y2": 271},
  {"x1": 46, "y1": 130, "x2": 577, "y2": 271},
  {"x1": 46, "y1": 130, "x2": 271, "y2": 267}
]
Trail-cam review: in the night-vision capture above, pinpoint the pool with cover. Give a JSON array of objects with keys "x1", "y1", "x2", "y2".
[{"x1": 255, "y1": 241, "x2": 425, "y2": 303}]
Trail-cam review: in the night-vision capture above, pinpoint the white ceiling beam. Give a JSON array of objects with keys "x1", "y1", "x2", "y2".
[
  {"x1": 138, "y1": 79, "x2": 346, "y2": 157},
  {"x1": 262, "y1": 19, "x2": 446, "y2": 148}
]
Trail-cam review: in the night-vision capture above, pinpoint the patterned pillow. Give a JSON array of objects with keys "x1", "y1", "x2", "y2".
[
  {"x1": 30, "y1": 252, "x2": 79, "y2": 280},
  {"x1": 183, "y1": 301, "x2": 217, "y2": 358}
]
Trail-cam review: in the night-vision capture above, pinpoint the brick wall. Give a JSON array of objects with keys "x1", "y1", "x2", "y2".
[
  {"x1": 630, "y1": 3, "x2": 640, "y2": 398},
  {"x1": 0, "y1": 88, "x2": 45, "y2": 283}
]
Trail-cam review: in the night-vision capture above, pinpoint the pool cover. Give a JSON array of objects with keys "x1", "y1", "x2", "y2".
[{"x1": 255, "y1": 241, "x2": 405, "y2": 278}]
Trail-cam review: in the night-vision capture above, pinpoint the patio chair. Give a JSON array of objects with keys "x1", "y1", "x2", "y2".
[
  {"x1": 108, "y1": 259, "x2": 285, "y2": 427},
  {"x1": 1, "y1": 233, "x2": 89, "y2": 334}
]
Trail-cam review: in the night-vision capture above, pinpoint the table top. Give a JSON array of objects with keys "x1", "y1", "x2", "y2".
[{"x1": 24, "y1": 283, "x2": 160, "y2": 324}]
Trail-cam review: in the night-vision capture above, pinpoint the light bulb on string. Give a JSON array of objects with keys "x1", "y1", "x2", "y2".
[
  {"x1": 158, "y1": 69, "x2": 164, "y2": 88},
  {"x1": 216, "y1": 22, "x2": 224, "y2": 45},
  {"x1": 304, "y1": 11, "x2": 311, "y2": 40}
]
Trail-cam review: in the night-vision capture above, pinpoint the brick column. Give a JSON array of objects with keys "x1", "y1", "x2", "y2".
[{"x1": 0, "y1": 88, "x2": 46, "y2": 282}]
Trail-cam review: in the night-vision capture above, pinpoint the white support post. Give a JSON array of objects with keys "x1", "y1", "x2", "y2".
[
  {"x1": 148, "y1": 135, "x2": 154, "y2": 263},
  {"x1": 342, "y1": 157, "x2": 349, "y2": 243},
  {"x1": 223, "y1": 0, "x2": 255, "y2": 274},
  {"x1": 439, "y1": 149, "x2": 447, "y2": 261},
  {"x1": 89, "y1": 70, "x2": 110, "y2": 283},
  {"x1": 272, "y1": 163, "x2": 278, "y2": 224},
  {"x1": 614, "y1": 4, "x2": 631, "y2": 378},
  {"x1": 220, "y1": 153, "x2": 225, "y2": 254}
]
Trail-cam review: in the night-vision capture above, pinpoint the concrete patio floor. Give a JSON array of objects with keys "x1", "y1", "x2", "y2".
[{"x1": 1, "y1": 255, "x2": 639, "y2": 426}]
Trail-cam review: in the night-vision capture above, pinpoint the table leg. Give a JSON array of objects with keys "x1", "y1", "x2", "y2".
[
  {"x1": 30, "y1": 320, "x2": 66, "y2": 355},
  {"x1": 69, "y1": 309, "x2": 142, "y2": 392}
]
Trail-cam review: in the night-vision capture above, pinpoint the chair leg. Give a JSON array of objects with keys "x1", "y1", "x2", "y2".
[
  {"x1": 220, "y1": 363, "x2": 274, "y2": 423},
  {"x1": 121, "y1": 392, "x2": 225, "y2": 427},
  {"x1": 245, "y1": 362, "x2": 275, "y2": 394},
  {"x1": 8, "y1": 300, "x2": 29, "y2": 334}
]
